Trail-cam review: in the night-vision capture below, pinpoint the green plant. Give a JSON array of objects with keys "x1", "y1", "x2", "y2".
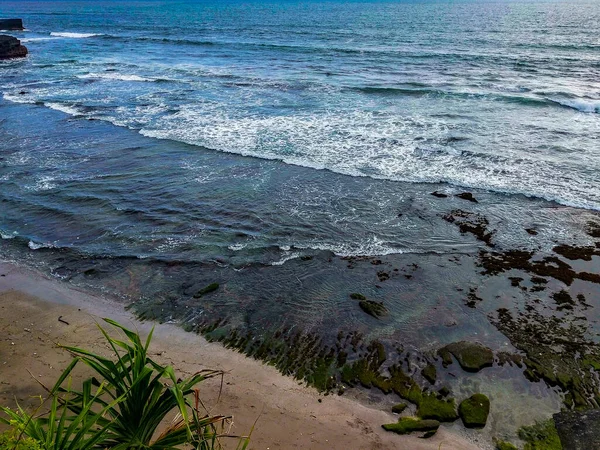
[
  {"x1": 1, "y1": 318, "x2": 251, "y2": 450},
  {"x1": 0, "y1": 427, "x2": 43, "y2": 450},
  {"x1": 57, "y1": 318, "x2": 249, "y2": 449},
  {"x1": 1, "y1": 379, "x2": 120, "y2": 450}
]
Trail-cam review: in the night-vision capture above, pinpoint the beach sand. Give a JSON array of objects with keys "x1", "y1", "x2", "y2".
[{"x1": 0, "y1": 261, "x2": 483, "y2": 449}]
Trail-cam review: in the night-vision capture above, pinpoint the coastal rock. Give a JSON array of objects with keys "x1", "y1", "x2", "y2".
[
  {"x1": 553, "y1": 409, "x2": 600, "y2": 450},
  {"x1": 0, "y1": 19, "x2": 24, "y2": 30},
  {"x1": 458, "y1": 393, "x2": 490, "y2": 428},
  {"x1": 421, "y1": 364, "x2": 436, "y2": 384},
  {"x1": 0, "y1": 35, "x2": 28, "y2": 59},
  {"x1": 456, "y1": 192, "x2": 478, "y2": 203},
  {"x1": 438, "y1": 341, "x2": 494, "y2": 372},
  {"x1": 358, "y1": 300, "x2": 388, "y2": 318},
  {"x1": 382, "y1": 417, "x2": 440, "y2": 435}
]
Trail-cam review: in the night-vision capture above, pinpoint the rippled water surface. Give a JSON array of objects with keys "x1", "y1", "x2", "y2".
[{"x1": 1, "y1": 0, "x2": 599, "y2": 263}]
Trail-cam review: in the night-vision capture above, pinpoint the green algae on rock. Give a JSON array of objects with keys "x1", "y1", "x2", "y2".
[
  {"x1": 421, "y1": 363, "x2": 436, "y2": 384},
  {"x1": 391, "y1": 403, "x2": 407, "y2": 414},
  {"x1": 458, "y1": 393, "x2": 490, "y2": 428},
  {"x1": 349, "y1": 292, "x2": 366, "y2": 300},
  {"x1": 494, "y1": 438, "x2": 518, "y2": 450},
  {"x1": 382, "y1": 417, "x2": 440, "y2": 435},
  {"x1": 438, "y1": 341, "x2": 494, "y2": 373},
  {"x1": 193, "y1": 282, "x2": 219, "y2": 298},
  {"x1": 492, "y1": 307, "x2": 600, "y2": 409},
  {"x1": 358, "y1": 299, "x2": 388, "y2": 318},
  {"x1": 518, "y1": 419, "x2": 562, "y2": 450}
]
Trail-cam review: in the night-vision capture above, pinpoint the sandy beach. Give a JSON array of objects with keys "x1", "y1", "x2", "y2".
[{"x1": 0, "y1": 261, "x2": 483, "y2": 449}]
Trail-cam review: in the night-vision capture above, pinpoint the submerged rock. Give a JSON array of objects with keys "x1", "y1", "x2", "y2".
[
  {"x1": 0, "y1": 19, "x2": 24, "y2": 30},
  {"x1": 0, "y1": 35, "x2": 27, "y2": 59},
  {"x1": 438, "y1": 341, "x2": 494, "y2": 372},
  {"x1": 358, "y1": 300, "x2": 388, "y2": 318},
  {"x1": 458, "y1": 393, "x2": 490, "y2": 428},
  {"x1": 193, "y1": 282, "x2": 219, "y2": 298},
  {"x1": 456, "y1": 192, "x2": 478, "y2": 203},
  {"x1": 553, "y1": 409, "x2": 600, "y2": 450},
  {"x1": 421, "y1": 364, "x2": 436, "y2": 384},
  {"x1": 391, "y1": 403, "x2": 407, "y2": 414},
  {"x1": 382, "y1": 417, "x2": 440, "y2": 435}
]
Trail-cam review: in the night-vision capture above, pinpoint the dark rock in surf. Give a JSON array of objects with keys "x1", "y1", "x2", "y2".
[
  {"x1": 0, "y1": 35, "x2": 28, "y2": 59},
  {"x1": 455, "y1": 192, "x2": 478, "y2": 203},
  {"x1": 431, "y1": 191, "x2": 448, "y2": 198},
  {"x1": 0, "y1": 19, "x2": 24, "y2": 30}
]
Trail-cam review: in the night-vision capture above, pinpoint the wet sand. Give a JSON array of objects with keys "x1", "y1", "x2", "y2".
[{"x1": 0, "y1": 261, "x2": 483, "y2": 450}]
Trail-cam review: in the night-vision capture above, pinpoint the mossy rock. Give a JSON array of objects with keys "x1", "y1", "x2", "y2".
[
  {"x1": 421, "y1": 364, "x2": 436, "y2": 384},
  {"x1": 417, "y1": 392, "x2": 458, "y2": 422},
  {"x1": 350, "y1": 292, "x2": 366, "y2": 300},
  {"x1": 518, "y1": 419, "x2": 562, "y2": 450},
  {"x1": 382, "y1": 417, "x2": 440, "y2": 435},
  {"x1": 494, "y1": 438, "x2": 518, "y2": 450},
  {"x1": 458, "y1": 393, "x2": 490, "y2": 428},
  {"x1": 438, "y1": 341, "x2": 494, "y2": 372},
  {"x1": 392, "y1": 403, "x2": 407, "y2": 414},
  {"x1": 359, "y1": 300, "x2": 388, "y2": 318},
  {"x1": 193, "y1": 282, "x2": 219, "y2": 298}
]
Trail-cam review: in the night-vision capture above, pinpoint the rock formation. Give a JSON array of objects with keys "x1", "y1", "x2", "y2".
[
  {"x1": 0, "y1": 35, "x2": 28, "y2": 59},
  {"x1": 0, "y1": 19, "x2": 24, "y2": 30}
]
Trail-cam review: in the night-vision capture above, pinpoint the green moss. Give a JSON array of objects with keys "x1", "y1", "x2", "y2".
[
  {"x1": 416, "y1": 392, "x2": 458, "y2": 422},
  {"x1": 518, "y1": 419, "x2": 562, "y2": 450},
  {"x1": 458, "y1": 393, "x2": 490, "y2": 428},
  {"x1": 350, "y1": 293, "x2": 366, "y2": 300},
  {"x1": 494, "y1": 438, "x2": 519, "y2": 450},
  {"x1": 381, "y1": 417, "x2": 440, "y2": 435},
  {"x1": 438, "y1": 341, "x2": 494, "y2": 372},
  {"x1": 193, "y1": 282, "x2": 219, "y2": 298},
  {"x1": 358, "y1": 300, "x2": 388, "y2": 318},
  {"x1": 421, "y1": 364, "x2": 436, "y2": 384},
  {"x1": 392, "y1": 403, "x2": 407, "y2": 414}
]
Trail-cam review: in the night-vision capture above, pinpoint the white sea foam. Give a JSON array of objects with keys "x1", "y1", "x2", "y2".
[
  {"x1": 549, "y1": 98, "x2": 600, "y2": 113},
  {"x1": 20, "y1": 37, "x2": 61, "y2": 42},
  {"x1": 28, "y1": 240, "x2": 58, "y2": 250},
  {"x1": 228, "y1": 243, "x2": 247, "y2": 251},
  {"x1": 45, "y1": 102, "x2": 83, "y2": 116},
  {"x1": 0, "y1": 230, "x2": 17, "y2": 240},
  {"x1": 77, "y1": 73, "x2": 153, "y2": 82},
  {"x1": 50, "y1": 32, "x2": 101, "y2": 38},
  {"x1": 270, "y1": 252, "x2": 302, "y2": 266}
]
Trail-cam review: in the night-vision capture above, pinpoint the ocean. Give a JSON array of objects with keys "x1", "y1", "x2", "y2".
[{"x1": 1, "y1": 1, "x2": 600, "y2": 444}]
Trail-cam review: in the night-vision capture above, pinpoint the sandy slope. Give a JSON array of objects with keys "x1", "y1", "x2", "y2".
[{"x1": 0, "y1": 261, "x2": 483, "y2": 449}]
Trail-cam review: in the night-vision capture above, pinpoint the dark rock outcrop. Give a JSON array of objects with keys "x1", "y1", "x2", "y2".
[
  {"x1": 554, "y1": 409, "x2": 600, "y2": 450},
  {"x1": 0, "y1": 19, "x2": 24, "y2": 30},
  {"x1": 0, "y1": 35, "x2": 28, "y2": 59}
]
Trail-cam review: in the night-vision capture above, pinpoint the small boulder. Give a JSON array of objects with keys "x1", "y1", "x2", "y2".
[
  {"x1": 421, "y1": 364, "x2": 436, "y2": 384},
  {"x1": 391, "y1": 403, "x2": 407, "y2": 414},
  {"x1": 458, "y1": 393, "x2": 490, "y2": 428},
  {"x1": 382, "y1": 417, "x2": 440, "y2": 435},
  {"x1": 0, "y1": 35, "x2": 28, "y2": 59},
  {"x1": 438, "y1": 341, "x2": 494, "y2": 372},
  {"x1": 193, "y1": 282, "x2": 219, "y2": 298},
  {"x1": 359, "y1": 300, "x2": 388, "y2": 318},
  {"x1": 456, "y1": 192, "x2": 478, "y2": 203}
]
